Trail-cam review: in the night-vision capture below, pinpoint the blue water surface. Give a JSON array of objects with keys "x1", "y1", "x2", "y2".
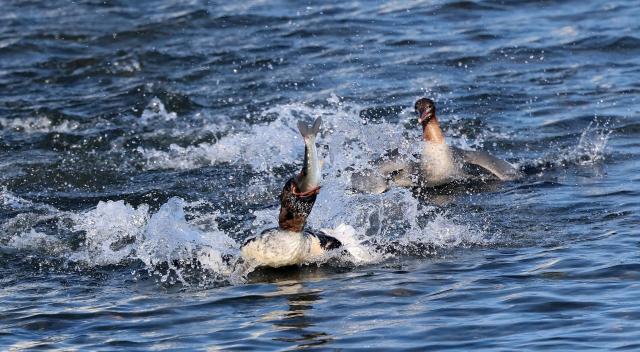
[{"x1": 1, "y1": 0, "x2": 639, "y2": 350}]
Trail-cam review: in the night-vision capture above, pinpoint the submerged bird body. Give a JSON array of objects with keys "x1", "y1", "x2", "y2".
[{"x1": 241, "y1": 117, "x2": 343, "y2": 268}]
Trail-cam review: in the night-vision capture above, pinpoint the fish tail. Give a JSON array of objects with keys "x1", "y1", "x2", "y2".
[{"x1": 297, "y1": 117, "x2": 322, "y2": 140}]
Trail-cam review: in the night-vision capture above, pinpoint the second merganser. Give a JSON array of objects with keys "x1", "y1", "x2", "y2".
[
  {"x1": 416, "y1": 97, "x2": 521, "y2": 186},
  {"x1": 351, "y1": 98, "x2": 521, "y2": 192}
]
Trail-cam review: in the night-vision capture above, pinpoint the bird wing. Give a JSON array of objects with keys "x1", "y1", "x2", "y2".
[
  {"x1": 451, "y1": 147, "x2": 521, "y2": 181},
  {"x1": 377, "y1": 159, "x2": 411, "y2": 175}
]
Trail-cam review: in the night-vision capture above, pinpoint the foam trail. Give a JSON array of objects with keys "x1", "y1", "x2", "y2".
[
  {"x1": 2, "y1": 191, "x2": 244, "y2": 285},
  {"x1": 2, "y1": 183, "x2": 490, "y2": 285},
  {"x1": 70, "y1": 200, "x2": 149, "y2": 266},
  {"x1": 137, "y1": 198, "x2": 239, "y2": 280}
]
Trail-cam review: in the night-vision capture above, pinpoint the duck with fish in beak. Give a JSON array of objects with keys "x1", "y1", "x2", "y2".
[{"x1": 241, "y1": 117, "x2": 343, "y2": 268}]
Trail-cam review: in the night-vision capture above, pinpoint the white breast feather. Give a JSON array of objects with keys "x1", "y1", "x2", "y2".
[
  {"x1": 241, "y1": 230, "x2": 326, "y2": 268},
  {"x1": 421, "y1": 142, "x2": 458, "y2": 186}
]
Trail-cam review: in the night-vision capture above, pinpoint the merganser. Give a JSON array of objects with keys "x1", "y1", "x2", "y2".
[
  {"x1": 416, "y1": 97, "x2": 521, "y2": 186},
  {"x1": 241, "y1": 117, "x2": 342, "y2": 268},
  {"x1": 351, "y1": 98, "x2": 521, "y2": 192}
]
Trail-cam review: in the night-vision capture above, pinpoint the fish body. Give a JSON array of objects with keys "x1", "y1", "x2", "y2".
[{"x1": 295, "y1": 117, "x2": 322, "y2": 193}]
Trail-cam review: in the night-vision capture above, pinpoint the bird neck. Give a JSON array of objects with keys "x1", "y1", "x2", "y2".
[
  {"x1": 278, "y1": 178, "x2": 319, "y2": 232},
  {"x1": 422, "y1": 116, "x2": 445, "y2": 144}
]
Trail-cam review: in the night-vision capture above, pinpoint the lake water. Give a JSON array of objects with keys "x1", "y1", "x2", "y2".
[{"x1": 1, "y1": 0, "x2": 639, "y2": 350}]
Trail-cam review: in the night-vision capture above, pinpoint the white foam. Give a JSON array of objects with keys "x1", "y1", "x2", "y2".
[
  {"x1": 1, "y1": 185, "x2": 488, "y2": 285},
  {"x1": 137, "y1": 110, "x2": 303, "y2": 172},
  {"x1": 0, "y1": 193, "x2": 243, "y2": 284},
  {"x1": 135, "y1": 95, "x2": 413, "y2": 173},
  {"x1": 134, "y1": 94, "x2": 503, "y2": 186},
  {"x1": 137, "y1": 198, "x2": 238, "y2": 277},
  {"x1": 321, "y1": 223, "x2": 384, "y2": 264},
  {"x1": 7, "y1": 229, "x2": 66, "y2": 255},
  {"x1": 0, "y1": 116, "x2": 79, "y2": 134},
  {"x1": 313, "y1": 186, "x2": 490, "y2": 258},
  {"x1": 70, "y1": 200, "x2": 149, "y2": 266},
  {"x1": 140, "y1": 97, "x2": 177, "y2": 123},
  {"x1": 137, "y1": 143, "x2": 222, "y2": 170},
  {"x1": 404, "y1": 211, "x2": 490, "y2": 249}
]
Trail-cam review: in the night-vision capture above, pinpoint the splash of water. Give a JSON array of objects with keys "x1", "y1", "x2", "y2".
[
  {"x1": 1, "y1": 189, "x2": 242, "y2": 285},
  {"x1": 134, "y1": 96, "x2": 496, "y2": 267},
  {"x1": 135, "y1": 95, "x2": 412, "y2": 173},
  {"x1": 522, "y1": 118, "x2": 611, "y2": 171},
  {"x1": 575, "y1": 119, "x2": 611, "y2": 165},
  {"x1": 1, "y1": 96, "x2": 500, "y2": 286},
  {"x1": 138, "y1": 198, "x2": 238, "y2": 280},
  {"x1": 70, "y1": 200, "x2": 149, "y2": 266},
  {"x1": 140, "y1": 96, "x2": 178, "y2": 122}
]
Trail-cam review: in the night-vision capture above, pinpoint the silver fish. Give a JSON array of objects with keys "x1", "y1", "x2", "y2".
[{"x1": 295, "y1": 117, "x2": 322, "y2": 193}]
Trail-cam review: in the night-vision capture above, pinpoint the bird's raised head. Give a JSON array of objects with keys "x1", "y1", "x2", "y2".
[{"x1": 414, "y1": 98, "x2": 436, "y2": 125}]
